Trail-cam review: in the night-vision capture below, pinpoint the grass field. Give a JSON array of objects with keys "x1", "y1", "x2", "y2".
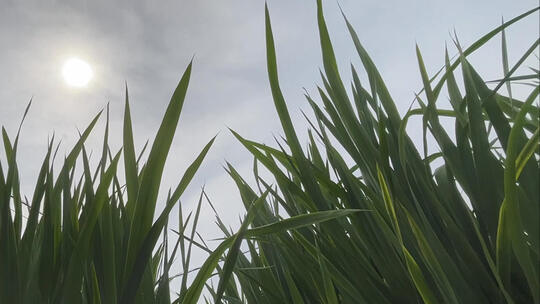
[{"x1": 0, "y1": 1, "x2": 538, "y2": 303}]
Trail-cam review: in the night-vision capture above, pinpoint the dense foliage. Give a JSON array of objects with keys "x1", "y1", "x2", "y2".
[
  {"x1": 206, "y1": 2, "x2": 539, "y2": 304},
  {"x1": 0, "y1": 1, "x2": 538, "y2": 303},
  {"x1": 0, "y1": 63, "x2": 219, "y2": 303}
]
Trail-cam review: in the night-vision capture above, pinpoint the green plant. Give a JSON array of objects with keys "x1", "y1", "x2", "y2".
[
  {"x1": 0, "y1": 31, "x2": 363, "y2": 304},
  {"x1": 203, "y1": 2, "x2": 539, "y2": 303},
  {"x1": 2, "y1": 2, "x2": 538, "y2": 303},
  {"x1": 0, "y1": 62, "x2": 218, "y2": 303}
]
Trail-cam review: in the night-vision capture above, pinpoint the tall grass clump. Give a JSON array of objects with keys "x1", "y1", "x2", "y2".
[
  {"x1": 0, "y1": 62, "x2": 220, "y2": 303},
  {"x1": 1, "y1": 2, "x2": 538, "y2": 304},
  {"x1": 199, "y1": 2, "x2": 539, "y2": 303}
]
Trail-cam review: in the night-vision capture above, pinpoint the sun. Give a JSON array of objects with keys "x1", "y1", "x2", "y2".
[{"x1": 62, "y1": 57, "x2": 93, "y2": 87}]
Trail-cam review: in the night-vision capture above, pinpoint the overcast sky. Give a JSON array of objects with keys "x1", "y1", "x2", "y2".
[{"x1": 1, "y1": 0, "x2": 537, "y2": 295}]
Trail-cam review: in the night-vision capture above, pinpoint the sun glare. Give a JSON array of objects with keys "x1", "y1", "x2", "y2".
[{"x1": 62, "y1": 58, "x2": 93, "y2": 87}]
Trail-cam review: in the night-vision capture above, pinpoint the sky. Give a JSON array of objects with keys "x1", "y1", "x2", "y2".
[{"x1": 0, "y1": 0, "x2": 538, "y2": 296}]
